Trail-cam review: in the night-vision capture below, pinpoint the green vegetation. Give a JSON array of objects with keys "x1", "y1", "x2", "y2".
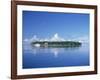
[{"x1": 31, "y1": 41, "x2": 82, "y2": 48}]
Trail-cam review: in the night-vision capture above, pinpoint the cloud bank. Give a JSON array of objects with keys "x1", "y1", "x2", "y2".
[{"x1": 23, "y1": 33, "x2": 89, "y2": 43}]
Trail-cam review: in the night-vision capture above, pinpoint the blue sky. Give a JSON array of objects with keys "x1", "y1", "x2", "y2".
[{"x1": 23, "y1": 11, "x2": 89, "y2": 42}]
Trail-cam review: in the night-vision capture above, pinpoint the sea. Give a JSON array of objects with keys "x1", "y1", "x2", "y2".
[{"x1": 23, "y1": 42, "x2": 89, "y2": 69}]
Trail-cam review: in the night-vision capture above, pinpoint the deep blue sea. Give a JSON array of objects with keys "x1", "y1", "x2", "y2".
[{"x1": 23, "y1": 43, "x2": 89, "y2": 69}]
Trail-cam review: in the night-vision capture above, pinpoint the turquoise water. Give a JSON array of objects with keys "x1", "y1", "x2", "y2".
[{"x1": 23, "y1": 43, "x2": 89, "y2": 69}]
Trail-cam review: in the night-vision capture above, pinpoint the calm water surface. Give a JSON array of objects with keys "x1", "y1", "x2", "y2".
[{"x1": 23, "y1": 43, "x2": 89, "y2": 69}]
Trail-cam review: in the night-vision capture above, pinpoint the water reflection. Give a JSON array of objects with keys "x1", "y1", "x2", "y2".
[
  {"x1": 23, "y1": 43, "x2": 89, "y2": 68},
  {"x1": 24, "y1": 44, "x2": 82, "y2": 58}
]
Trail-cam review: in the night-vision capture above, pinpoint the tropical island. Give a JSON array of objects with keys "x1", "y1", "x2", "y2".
[{"x1": 31, "y1": 33, "x2": 82, "y2": 48}]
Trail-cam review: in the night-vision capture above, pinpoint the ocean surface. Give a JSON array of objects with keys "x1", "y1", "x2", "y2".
[{"x1": 23, "y1": 42, "x2": 90, "y2": 69}]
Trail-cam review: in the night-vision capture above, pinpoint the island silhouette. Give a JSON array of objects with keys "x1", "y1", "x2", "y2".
[{"x1": 31, "y1": 33, "x2": 82, "y2": 48}]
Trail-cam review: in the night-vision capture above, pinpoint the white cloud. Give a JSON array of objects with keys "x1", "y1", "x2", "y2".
[
  {"x1": 23, "y1": 38, "x2": 29, "y2": 42},
  {"x1": 72, "y1": 36, "x2": 89, "y2": 43},
  {"x1": 50, "y1": 33, "x2": 65, "y2": 41},
  {"x1": 23, "y1": 35, "x2": 39, "y2": 43},
  {"x1": 23, "y1": 34, "x2": 89, "y2": 44}
]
